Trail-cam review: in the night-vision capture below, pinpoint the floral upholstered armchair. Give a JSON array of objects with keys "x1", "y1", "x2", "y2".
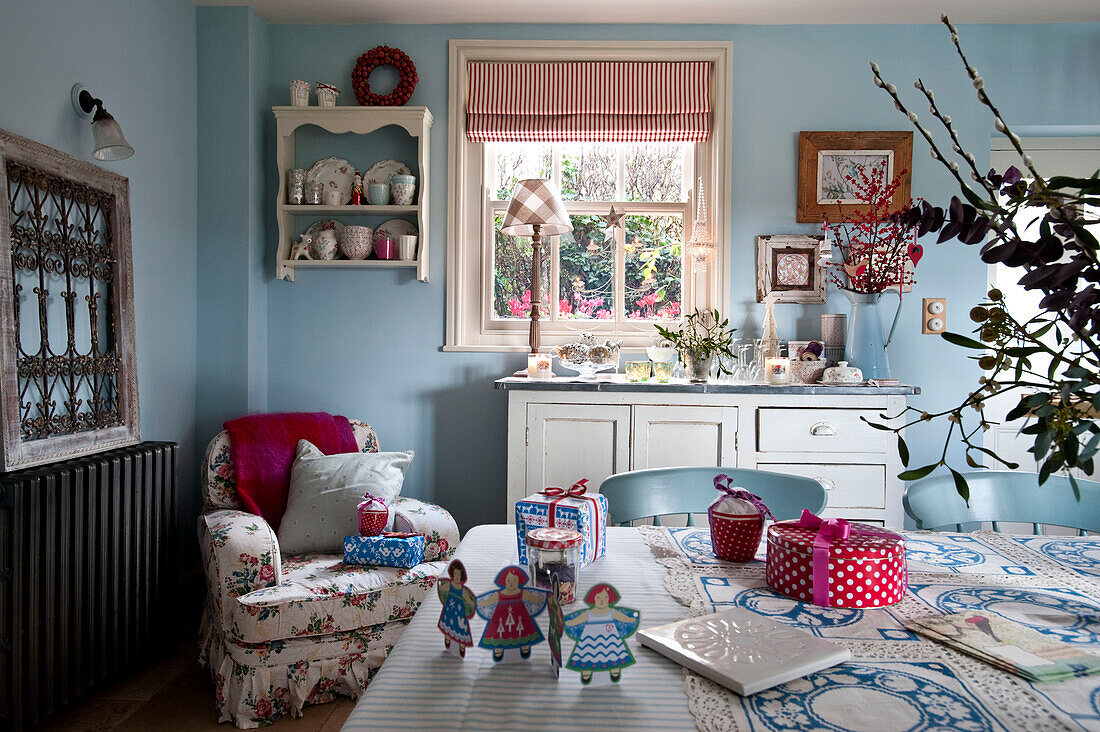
[{"x1": 197, "y1": 419, "x2": 460, "y2": 728}]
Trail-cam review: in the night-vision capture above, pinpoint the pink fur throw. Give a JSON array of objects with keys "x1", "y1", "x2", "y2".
[{"x1": 224, "y1": 412, "x2": 357, "y2": 531}]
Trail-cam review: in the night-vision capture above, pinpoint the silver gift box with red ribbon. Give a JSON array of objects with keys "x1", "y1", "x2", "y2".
[{"x1": 514, "y1": 479, "x2": 608, "y2": 566}]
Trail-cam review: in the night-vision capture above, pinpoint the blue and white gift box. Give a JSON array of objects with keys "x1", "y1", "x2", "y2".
[
  {"x1": 344, "y1": 532, "x2": 425, "y2": 568},
  {"x1": 514, "y1": 479, "x2": 607, "y2": 566}
]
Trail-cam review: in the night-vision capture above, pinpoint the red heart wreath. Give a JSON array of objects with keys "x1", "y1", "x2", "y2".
[{"x1": 352, "y1": 46, "x2": 418, "y2": 106}]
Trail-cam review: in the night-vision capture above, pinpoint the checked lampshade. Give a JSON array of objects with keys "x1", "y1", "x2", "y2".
[{"x1": 500, "y1": 178, "x2": 573, "y2": 237}]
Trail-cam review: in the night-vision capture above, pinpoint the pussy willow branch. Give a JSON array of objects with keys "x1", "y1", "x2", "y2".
[
  {"x1": 913, "y1": 79, "x2": 998, "y2": 200},
  {"x1": 940, "y1": 15, "x2": 1044, "y2": 183},
  {"x1": 869, "y1": 63, "x2": 980, "y2": 201}
]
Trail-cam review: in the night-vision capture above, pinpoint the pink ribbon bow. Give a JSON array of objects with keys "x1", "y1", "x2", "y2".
[
  {"x1": 538, "y1": 479, "x2": 600, "y2": 556},
  {"x1": 795, "y1": 509, "x2": 851, "y2": 606},
  {"x1": 712, "y1": 474, "x2": 774, "y2": 521},
  {"x1": 359, "y1": 492, "x2": 387, "y2": 509}
]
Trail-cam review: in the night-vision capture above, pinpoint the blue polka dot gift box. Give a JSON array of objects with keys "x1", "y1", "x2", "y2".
[
  {"x1": 344, "y1": 531, "x2": 425, "y2": 568},
  {"x1": 766, "y1": 510, "x2": 907, "y2": 608},
  {"x1": 515, "y1": 479, "x2": 607, "y2": 567}
]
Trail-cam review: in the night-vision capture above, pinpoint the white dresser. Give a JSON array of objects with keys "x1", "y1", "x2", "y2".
[{"x1": 496, "y1": 377, "x2": 920, "y2": 527}]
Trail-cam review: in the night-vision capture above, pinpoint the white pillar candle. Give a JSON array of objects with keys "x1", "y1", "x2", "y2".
[
  {"x1": 765, "y1": 356, "x2": 791, "y2": 385},
  {"x1": 528, "y1": 354, "x2": 552, "y2": 379}
]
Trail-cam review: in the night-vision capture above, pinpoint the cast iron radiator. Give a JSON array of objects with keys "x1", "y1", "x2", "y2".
[{"x1": 0, "y1": 442, "x2": 178, "y2": 729}]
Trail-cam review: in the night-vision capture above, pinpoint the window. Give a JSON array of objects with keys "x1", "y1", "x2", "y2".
[
  {"x1": 446, "y1": 41, "x2": 732, "y2": 351},
  {"x1": 489, "y1": 142, "x2": 689, "y2": 329}
]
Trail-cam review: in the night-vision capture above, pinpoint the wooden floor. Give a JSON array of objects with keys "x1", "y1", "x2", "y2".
[{"x1": 42, "y1": 637, "x2": 355, "y2": 731}]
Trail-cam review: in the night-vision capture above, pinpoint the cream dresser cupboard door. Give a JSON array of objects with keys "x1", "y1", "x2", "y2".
[
  {"x1": 633, "y1": 406, "x2": 739, "y2": 469},
  {"x1": 525, "y1": 404, "x2": 631, "y2": 494}
]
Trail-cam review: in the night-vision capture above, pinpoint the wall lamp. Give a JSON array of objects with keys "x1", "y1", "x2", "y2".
[{"x1": 70, "y1": 84, "x2": 134, "y2": 161}]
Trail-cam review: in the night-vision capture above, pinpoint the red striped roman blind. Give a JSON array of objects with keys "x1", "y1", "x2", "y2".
[{"x1": 466, "y1": 61, "x2": 711, "y2": 143}]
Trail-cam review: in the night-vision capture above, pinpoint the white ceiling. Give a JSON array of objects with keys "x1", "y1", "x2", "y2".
[{"x1": 193, "y1": 0, "x2": 1100, "y2": 25}]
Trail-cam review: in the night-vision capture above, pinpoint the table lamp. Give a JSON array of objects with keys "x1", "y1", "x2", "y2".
[{"x1": 500, "y1": 178, "x2": 573, "y2": 354}]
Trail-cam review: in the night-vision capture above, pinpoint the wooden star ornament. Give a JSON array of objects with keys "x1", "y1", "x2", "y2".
[{"x1": 602, "y1": 205, "x2": 624, "y2": 234}]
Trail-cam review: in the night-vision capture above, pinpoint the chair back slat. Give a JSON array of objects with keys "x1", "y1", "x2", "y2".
[
  {"x1": 904, "y1": 471, "x2": 1100, "y2": 533},
  {"x1": 599, "y1": 466, "x2": 828, "y2": 527}
]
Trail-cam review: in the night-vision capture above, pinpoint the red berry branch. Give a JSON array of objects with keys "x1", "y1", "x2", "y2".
[
  {"x1": 352, "y1": 46, "x2": 418, "y2": 106},
  {"x1": 823, "y1": 160, "x2": 921, "y2": 295}
]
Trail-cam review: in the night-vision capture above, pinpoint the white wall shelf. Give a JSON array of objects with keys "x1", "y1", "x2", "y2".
[{"x1": 273, "y1": 105, "x2": 433, "y2": 283}]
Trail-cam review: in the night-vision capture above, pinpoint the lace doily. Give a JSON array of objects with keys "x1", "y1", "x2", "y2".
[{"x1": 640, "y1": 525, "x2": 1088, "y2": 732}]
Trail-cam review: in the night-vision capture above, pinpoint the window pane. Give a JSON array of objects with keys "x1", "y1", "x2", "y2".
[
  {"x1": 625, "y1": 144, "x2": 686, "y2": 202},
  {"x1": 559, "y1": 144, "x2": 616, "y2": 201},
  {"x1": 558, "y1": 215, "x2": 614, "y2": 320},
  {"x1": 492, "y1": 213, "x2": 550, "y2": 320},
  {"x1": 625, "y1": 214, "x2": 683, "y2": 320},
  {"x1": 494, "y1": 144, "x2": 552, "y2": 200}
]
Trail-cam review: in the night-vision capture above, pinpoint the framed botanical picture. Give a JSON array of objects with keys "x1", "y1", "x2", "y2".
[
  {"x1": 797, "y1": 131, "x2": 913, "y2": 223},
  {"x1": 756, "y1": 235, "x2": 826, "y2": 303}
]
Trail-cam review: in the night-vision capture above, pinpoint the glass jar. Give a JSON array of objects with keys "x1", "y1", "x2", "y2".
[{"x1": 525, "y1": 527, "x2": 583, "y2": 604}]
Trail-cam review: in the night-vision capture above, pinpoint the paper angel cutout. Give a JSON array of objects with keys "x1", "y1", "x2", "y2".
[
  {"x1": 476, "y1": 565, "x2": 549, "y2": 663},
  {"x1": 549, "y1": 577, "x2": 564, "y2": 677},
  {"x1": 563, "y1": 583, "x2": 640, "y2": 685},
  {"x1": 437, "y1": 559, "x2": 477, "y2": 658}
]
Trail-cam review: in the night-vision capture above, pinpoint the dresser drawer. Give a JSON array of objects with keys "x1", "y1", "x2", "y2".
[
  {"x1": 757, "y1": 408, "x2": 887, "y2": 454},
  {"x1": 759, "y1": 462, "x2": 887, "y2": 510}
]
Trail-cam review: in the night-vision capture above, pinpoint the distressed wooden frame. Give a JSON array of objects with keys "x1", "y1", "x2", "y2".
[
  {"x1": 756, "y1": 234, "x2": 826, "y2": 303},
  {"x1": 0, "y1": 128, "x2": 139, "y2": 470},
  {"x1": 797, "y1": 131, "x2": 913, "y2": 223}
]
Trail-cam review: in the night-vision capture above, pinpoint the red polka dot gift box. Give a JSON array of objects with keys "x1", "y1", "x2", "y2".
[
  {"x1": 766, "y1": 510, "x2": 907, "y2": 608},
  {"x1": 707, "y1": 474, "x2": 775, "y2": 562}
]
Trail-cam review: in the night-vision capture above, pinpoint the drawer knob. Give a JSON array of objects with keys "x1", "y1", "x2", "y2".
[
  {"x1": 809, "y1": 422, "x2": 837, "y2": 437},
  {"x1": 815, "y1": 476, "x2": 836, "y2": 492}
]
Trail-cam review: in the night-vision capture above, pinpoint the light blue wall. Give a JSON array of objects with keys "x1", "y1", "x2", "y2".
[
  {"x1": 197, "y1": 6, "x2": 269, "y2": 443},
  {"x1": 195, "y1": 20, "x2": 1099, "y2": 531},
  {"x1": 0, "y1": 1, "x2": 200, "y2": 556}
]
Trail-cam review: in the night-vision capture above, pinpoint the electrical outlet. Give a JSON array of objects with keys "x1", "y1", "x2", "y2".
[{"x1": 922, "y1": 298, "x2": 947, "y2": 334}]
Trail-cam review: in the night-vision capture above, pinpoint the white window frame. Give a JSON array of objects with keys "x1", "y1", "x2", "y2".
[{"x1": 446, "y1": 39, "x2": 733, "y2": 352}]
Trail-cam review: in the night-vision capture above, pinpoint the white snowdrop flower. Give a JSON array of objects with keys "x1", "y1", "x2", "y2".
[{"x1": 908, "y1": 111, "x2": 918, "y2": 122}]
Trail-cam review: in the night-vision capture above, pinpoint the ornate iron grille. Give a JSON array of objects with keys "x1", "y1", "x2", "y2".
[
  {"x1": 0, "y1": 128, "x2": 138, "y2": 470},
  {"x1": 6, "y1": 161, "x2": 121, "y2": 440}
]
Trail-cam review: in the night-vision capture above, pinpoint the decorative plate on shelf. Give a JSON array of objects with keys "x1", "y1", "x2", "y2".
[
  {"x1": 374, "y1": 218, "x2": 417, "y2": 244},
  {"x1": 363, "y1": 158, "x2": 411, "y2": 187},
  {"x1": 303, "y1": 218, "x2": 346, "y2": 241},
  {"x1": 306, "y1": 157, "x2": 356, "y2": 205}
]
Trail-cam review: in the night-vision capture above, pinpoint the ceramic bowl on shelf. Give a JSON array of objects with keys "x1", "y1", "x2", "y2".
[
  {"x1": 790, "y1": 358, "x2": 828, "y2": 384},
  {"x1": 339, "y1": 225, "x2": 373, "y2": 260}
]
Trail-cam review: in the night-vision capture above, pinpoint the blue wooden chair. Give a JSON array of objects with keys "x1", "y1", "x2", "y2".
[
  {"x1": 598, "y1": 466, "x2": 828, "y2": 526},
  {"x1": 904, "y1": 470, "x2": 1100, "y2": 534}
]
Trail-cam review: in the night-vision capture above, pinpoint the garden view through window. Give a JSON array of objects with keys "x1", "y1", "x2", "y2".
[{"x1": 489, "y1": 142, "x2": 691, "y2": 327}]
